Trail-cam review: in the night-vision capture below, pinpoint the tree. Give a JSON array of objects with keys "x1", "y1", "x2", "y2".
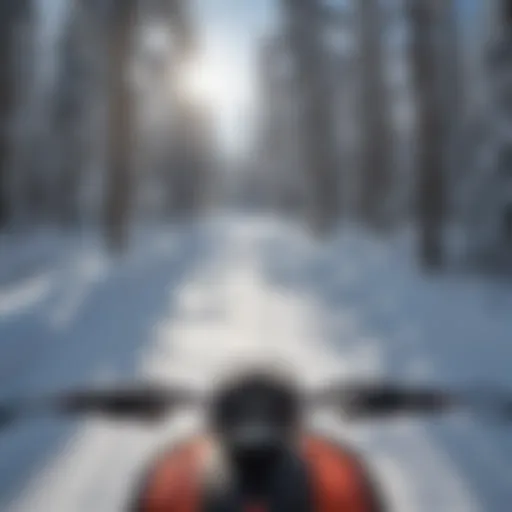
[
  {"x1": 53, "y1": 2, "x2": 90, "y2": 226},
  {"x1": 408, "y1": 0, "x2": 445, "y2": 269},
  {"x1": 438, "y1": 0, "x2": 465, "y2": 216},
  {"x1": 256, "y1": 34, "x2": 307, "y2": 214},
  {"x1": 505, "y1": 0, "x2": 512, "y2": 24},
  {"x1": 104, "y1": 0, "x2": 138, "y2": 252},
  {"x1": 0, "y1": 0, "x2": 31, "y2": 226},
  {"x1": 165, "y1": 0, "x2": 204, "y2": 217},
  {"x1": 358, "y1": 0, "x2": 393, "y2": 228},
  {"x1": 281, "y1": 0, "x2": 340, "y2": 233}
]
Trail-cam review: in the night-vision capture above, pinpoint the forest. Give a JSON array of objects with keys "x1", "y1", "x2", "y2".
[{"x1": 0, "y1": 0, "x2": 510, "y2": 268}]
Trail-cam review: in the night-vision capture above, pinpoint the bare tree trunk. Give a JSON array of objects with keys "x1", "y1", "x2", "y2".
[
  {"x1": 54, "y1": 8, "x2": 84, "y2": 227},
  {"x1": 282, "y1": 0, "x2": 339, "y2": 234},
  {"x1": 163, "y1": 0, "x2": 201, "y2": 218},
  {"x1": 358, "y1": 0, "x2": 392, "y2": 229},
  {"x1": 0, "y1": 21, "x2": 11, "y2": 227},
  {"x1": 505, "y1": 0, "x2": 512, "y2": 24},
  {"x1": 408, "y1": 0, "x2": 445, "y2": 269},
  {"x1": 439, "y1": 0, "x2": 464, "y2": 216},
  {"x1": 257, "y1": 35, "x2": 298, "y2": 214},
  {"x1": 104, "y1": 0, "x2": 137, "y2": 253},
  {"x1": 0, "y1": 1, "x2": 28, "y2": 227}
]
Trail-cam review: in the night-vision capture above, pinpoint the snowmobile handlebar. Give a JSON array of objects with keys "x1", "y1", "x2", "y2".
[
  {"x1": 317, "y1": 382, "x2": 512, "y2": 421},
  {"x1": 0, "y1": 385, "x2": 198, "y2": 430},
  {"x1": 315, "y1": 383, "x2": 457, "y2": 418},
  {"x1": 0, "y1": 381, "x2": 511, "y2": 432}
]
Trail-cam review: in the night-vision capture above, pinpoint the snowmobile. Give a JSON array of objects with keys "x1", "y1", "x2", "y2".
[{"x1": 0, "y1": 370, "x2": 511, "y2": 511}]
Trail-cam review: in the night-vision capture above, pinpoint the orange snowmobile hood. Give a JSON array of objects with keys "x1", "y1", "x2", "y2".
[{"x1": 136, "y1": 435, "x2": 381, "y2": 512}]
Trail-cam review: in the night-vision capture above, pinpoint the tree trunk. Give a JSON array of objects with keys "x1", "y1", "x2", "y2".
[
  {"x1": 408, "y1": 0, "x2": 445, "y2": 269},
  {"x1": 358, "y1": 0, "x2": 392, "y2": 229},
  {"x1": 158, "y1": 0, "x2": 198, "y2": 218},
  {"x1": 439, "y1": 0, "x2": 464, "y2": 214},
  {"x1": 282, "y1": 0, "x2": 339, "y2": 234},
  {"x1": 505, "y1": 0, "x2": 512, "y2": 24},
  {"x1": 104, "y1": 0, "x2": 137, "y2": 253},
  {"x1": 54, "y1": 9, "x2": 84, "y2": 227},
  {"x1": 0, "y1": 28, "x2": 11, "y2": 226},
  {"x1": 0, "y1": 2, "x2": 28, "y2": 227}
]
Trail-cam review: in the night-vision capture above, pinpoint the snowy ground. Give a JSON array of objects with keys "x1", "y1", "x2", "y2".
[{"x1": 0, "y1": 216, "x2": 511, "y2": 511}]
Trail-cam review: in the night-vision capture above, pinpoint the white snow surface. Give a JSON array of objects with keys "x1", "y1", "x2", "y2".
[{"x1": 0, "y1": 215, "x2": 511, "y2": 511}]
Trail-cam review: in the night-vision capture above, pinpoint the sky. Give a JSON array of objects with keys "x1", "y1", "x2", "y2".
[{"x1": 192, "y1": 0, "x2": 278, "y2": 157}]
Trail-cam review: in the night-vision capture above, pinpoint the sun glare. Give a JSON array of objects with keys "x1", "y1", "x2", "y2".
[
  {"x1": 182, "y1": 59, "x2": 219, "y2": 103},
  {"x1": 171, "y1": 41, "x2": 254, "y2": 152},
  {"x1": 179, "y1": 51, "x2": 250, "y2": 110}
]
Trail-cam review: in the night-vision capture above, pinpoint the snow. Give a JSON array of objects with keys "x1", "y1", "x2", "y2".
[{"x1": 0, "y1": 216, "x2": 511, "y2": 511}]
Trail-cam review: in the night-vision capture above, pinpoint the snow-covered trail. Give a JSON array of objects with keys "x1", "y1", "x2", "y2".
[{"x1": 0, "y1": 217, "x2": 511, "y2": 511}]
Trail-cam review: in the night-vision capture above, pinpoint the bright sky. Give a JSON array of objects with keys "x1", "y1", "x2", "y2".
[{"x1": 191, "y1": 0, "x2": 278, "y2": 157}]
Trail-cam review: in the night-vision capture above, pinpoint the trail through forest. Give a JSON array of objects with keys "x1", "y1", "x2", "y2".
[{"x1": 0, "y1": 217, "x2": 511, "y2": 511}]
